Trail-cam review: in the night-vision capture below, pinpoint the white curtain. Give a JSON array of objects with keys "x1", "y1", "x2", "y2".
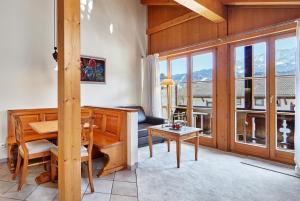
[
  {"x1": 295, "y1": 20, "x2": 300, "y2": 175},
  {"x1": 141, "y1": 54, "x2": 162, "y2": 117}
]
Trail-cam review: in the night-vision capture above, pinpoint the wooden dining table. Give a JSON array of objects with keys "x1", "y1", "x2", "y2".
[
  {"x1": 29, "y1": 120, "x2": 58, "y2": 134},
  {"x1": 29, "y1": 120, "x2": 96, "y2": 184}
]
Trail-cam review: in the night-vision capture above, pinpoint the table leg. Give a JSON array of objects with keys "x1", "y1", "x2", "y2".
[
  {"x1": 195, "y1": 132, "x2": 199, "y2": 161},
  {"x1": 148, "y1": 129, "x2": 153, "y2": 158},
  {"x1": 167, "y1": 139, "x2": 170, "y2": 152},
  {"x1": 176, "y1": 139, "x2": 181, "y2": 168}
]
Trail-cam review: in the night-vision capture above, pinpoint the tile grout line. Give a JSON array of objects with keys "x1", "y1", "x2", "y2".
[
  {"x1": 0, "y1": 180, "x2": 18, "y2": 196},
  {"x1": 109, "y1": 172, "x2": 116, "y2": 201},
  {"x1": 23, "y1": 184, "x2": 38, "y2": 201}
]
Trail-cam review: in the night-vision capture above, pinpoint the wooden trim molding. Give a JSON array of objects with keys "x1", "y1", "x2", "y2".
[
  {"x1": 147, "y1": 12, "x2": 199, "y2": 35},
  {"x1": 141, "y1": 0, "x2": 178, "y2": 5},
  {"x1": 158, "y1": 19, "x2": 297, "y2": 58}
]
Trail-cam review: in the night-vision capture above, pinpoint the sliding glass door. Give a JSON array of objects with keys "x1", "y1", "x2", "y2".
[
  {"x1": 159, "y1": 49, "x2": 216, "y2": 147},
  {"x1": 231, "y1": 33, "x2": 296, "y2": 164},
  {"x1": 231, "y1": 40, "x2": 269, "y2": 158}
]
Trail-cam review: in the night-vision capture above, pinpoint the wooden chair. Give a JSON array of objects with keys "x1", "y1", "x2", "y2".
[
  {"x1": 13, "y1": 116, "x2": 55, "y2": 191},
  {"x1": 50, "y1": 117, "x2": 95, "y2": 193}
]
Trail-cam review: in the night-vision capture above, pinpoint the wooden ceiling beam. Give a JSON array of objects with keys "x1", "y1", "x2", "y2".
[
  {"x1": 174, "y1": 0, "x2": 226, "y2": 23},
  {"x1": 222, "y1": 0, "x2": 300, "y2": 5},
  {"x1": 141, "y1": 0, "x2": 178, "y2": 5},
  {"x1": 147, "y1": 11, "x2": 199, "y2": 35}
]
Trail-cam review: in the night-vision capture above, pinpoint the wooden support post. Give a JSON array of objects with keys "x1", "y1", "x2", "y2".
[{"x1": 57, "y1": 0, "x2": 81, "y2": 200}]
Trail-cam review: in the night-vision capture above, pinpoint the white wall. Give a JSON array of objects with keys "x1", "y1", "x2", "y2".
[
  {"x1": 0, "y1": 0, "x2": 147, "y2": 159},
  {"x1": 81, "y1": 0, "x2": 147, "y2": 106}
]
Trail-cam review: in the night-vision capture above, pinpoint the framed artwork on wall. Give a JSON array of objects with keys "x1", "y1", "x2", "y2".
[{"x1": 80, "y1": 56, "x2": 106, "y2": 83}]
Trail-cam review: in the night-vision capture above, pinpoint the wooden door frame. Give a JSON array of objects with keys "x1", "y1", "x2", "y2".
[
  {"x1": 269, "y1": 32, "x2": 296, "y2": 164},
  {"x1": 229, "y1": 37, "x2": 270, "y2": 158}
]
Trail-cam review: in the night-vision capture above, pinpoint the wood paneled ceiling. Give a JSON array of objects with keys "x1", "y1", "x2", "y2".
[{"x1": 142, "y1": 0, "x2": 300, "y2": 23}]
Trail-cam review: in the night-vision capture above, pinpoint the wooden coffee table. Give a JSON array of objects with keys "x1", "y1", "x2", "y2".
[{"x1": 148, "y1": 125, "x2": 202, "y2": 168}]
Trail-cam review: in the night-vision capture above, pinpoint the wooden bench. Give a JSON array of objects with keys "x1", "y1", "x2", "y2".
[{"x1": 7, "y1": 106, "x2": 137, "y2": 176}]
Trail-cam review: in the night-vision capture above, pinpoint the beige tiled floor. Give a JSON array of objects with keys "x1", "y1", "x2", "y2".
[{"x1": 0, "y1": 159, "x2": 138, "y2": 201}]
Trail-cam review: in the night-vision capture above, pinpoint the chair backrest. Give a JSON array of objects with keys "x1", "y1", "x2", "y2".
[
  {"x1": 81, "y1": 117, "x2": 94, "y2": 149},
  {"x1": 14, "y1": 116, "x2": 29, "y2": 155},
  {"x1": 14, "y1": 116, "x2": 24, "y2": 145}
]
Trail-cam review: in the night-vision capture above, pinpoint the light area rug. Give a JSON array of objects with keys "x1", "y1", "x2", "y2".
[{"x1": 137, "y1": 142, "x2": 300, "y2": 201}]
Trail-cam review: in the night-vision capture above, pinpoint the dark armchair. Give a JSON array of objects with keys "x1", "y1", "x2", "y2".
[{"x1": 120, "y1": 106, "x2": 165, "y2": 148}]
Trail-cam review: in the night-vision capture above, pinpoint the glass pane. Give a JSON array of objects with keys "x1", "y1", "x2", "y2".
[
  {"x1": 276, "y1": 77, "x2": 295, "y2": 112},
  {"x1": 275, "y1": 36, "x2": 296, "y2": 152},
  {"x1": 253, "y1": 43, "x2": 266, "y2": 77},
  {"x1": 161, "y1": 86, "x2": 167, "y2": 106},
  {"x1": 275, "y1": 37, "x2": 297, "y2": 76},
  {"x1": 171, "y1": 57, "x2": 187, "y2": 82},
  {"x1": 192, "y1": 53, "x2": 213, "y2": 81},
  {"x1": 175, "y1": 82, "x2": 188, "y2": 106},
  {"x1": 235, "y1": 46, "x2": 245, "y2": 78},
  {"x1": 235, "y1": 79, "x2": 245, "y2": 109},
  {"x1": 235, "y1": 111, "x2": 266, "y2": 145},
  {"x1": 171, "y1": 84, "x2": 188, "y2": 107},
  {"x1": 276, "y1": 114, "x2": 294, "y2": 151},
  {"x1": 171, "y1": 57, "x2": 187, "y2": 108},
  {"x1": 253, "y1": 78, "x2": 266, "y2": 110},
  {"x1": 235, "y1": 42, "x2": 266, "y2": 78},
  {"x1": 193, "y1": 108, "x2": 212, "y2": 136},
  {"x1": 192, "y1": 82, "x2": 212, "y2": 107},
  {"x1": 159, "y1": 60, "x2": 167, "y2": 81}
]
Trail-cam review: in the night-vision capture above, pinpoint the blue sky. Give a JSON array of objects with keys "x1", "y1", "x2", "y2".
[{"x1": 159, "y1": 52, "x2": 213, "y2": 76}]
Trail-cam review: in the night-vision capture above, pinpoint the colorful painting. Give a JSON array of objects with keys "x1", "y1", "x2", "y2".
[{"x1": 80, "y1": 56, "x2": 105, "y2": 83}]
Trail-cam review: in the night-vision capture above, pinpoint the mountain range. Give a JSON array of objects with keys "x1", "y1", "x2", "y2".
[{"x1": 161, "y1": 48, "x2": 296, "y2": 82}]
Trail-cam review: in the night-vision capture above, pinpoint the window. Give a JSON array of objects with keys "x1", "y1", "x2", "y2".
[
  {"x1": 234, "y1": 42, "x2": 267, "y2": 146},
  {"x1": 158, "y1": 50, "x2": 216, "y2": 146},
  {"x1": 171, "y1": 57, "x2": 188, "y2": 109},
  {"x1": 159, "y1": 60, "x2": 168, "y2": 119},
  {"x1": 255, "y1": 98, "x2": 264, "y2": 107},
  {"x1": 192, "y1": 52, "x2": 214, "y2": 136},
  {"x1": 275, "y1": 36, "x2": 296, "y2": 151}
]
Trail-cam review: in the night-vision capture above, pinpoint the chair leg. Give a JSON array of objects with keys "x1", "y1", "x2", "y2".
[
  {"x1": 13, "y1": 153, "x2": 22, "y2": 180},
  {"x1": 50, "y1": 153, "x2": 57, "y2": 182},
  {"x1": 87, "y1": 157, "x2": 94, "y2": 193},
  {"x1": 18, "y1": 157, "x2": 28, "y2": 192}
]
